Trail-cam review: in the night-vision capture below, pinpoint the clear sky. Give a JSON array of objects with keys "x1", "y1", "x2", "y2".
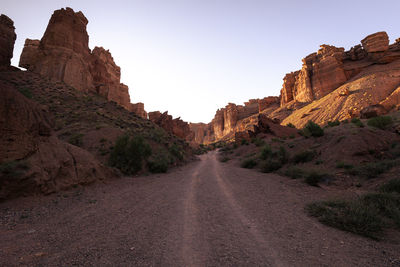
[{"x1": 3, "y1": 0, "x2": 400, "y2": 123}]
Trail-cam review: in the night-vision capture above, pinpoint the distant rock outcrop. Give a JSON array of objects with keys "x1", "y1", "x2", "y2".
[
  {"x1": 19, "y1": 7, "x2": 146, "y2": 117},
  {"x1": 0, "y1": 14, "x2": 16, "y2": 68},
  {"x1": 148, "y1": 111, "x2": 192, "y2": 140},
  {"x1": 280, "y1": 44, "x2": 348, "y2": 105},
  {"x1": 190, "y1": 97, "x2": 280, "y2": 144}
]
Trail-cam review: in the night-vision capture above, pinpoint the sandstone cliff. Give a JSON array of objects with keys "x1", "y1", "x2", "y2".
[
  {"x1": 279, "y1": 32, "x2": 400, "y2": 111},
  {"x1": 0, "y1": 14, "x2": 16, "y2": 68},
  {"x1": 190, "y1": 97, "x2": 280, "y2": 144},
  {"x1": 19, "y1": 7, "x2": 147, "y2": 118},
  {"x1": 280, "y1": 31, "x2": 400, "y2": 127}
]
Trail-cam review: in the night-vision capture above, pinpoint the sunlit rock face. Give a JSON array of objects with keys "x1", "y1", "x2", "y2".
[
  {"x1": 148, "y1": 111, "x2": 192, "y2": 140},
  {"x1": 361, "y1": 32, "x2": 389, "y2": 53},
  {"x1": 129, "y1": 103, "x2": 147, "y2": 119},
  {"x1": 258, "y1": 96, "x2": 279, "y2": 112},
  {"x1": 279, "y1": 31, "x2": 400, "y2": 110},
  {"x1": 0, "y1": 14, "x2": 16, "y2": 67},
  {"x1": 189, "y1": 123, "x2": 214, "y2": 144},
  {"x1": 19, "y1": 7, "x2": 146, "y2": 117}
]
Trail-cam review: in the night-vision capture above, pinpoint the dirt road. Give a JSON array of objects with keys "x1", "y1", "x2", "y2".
[{"x1": 1, "y1": 151, "x2": 399, "y2": 266}]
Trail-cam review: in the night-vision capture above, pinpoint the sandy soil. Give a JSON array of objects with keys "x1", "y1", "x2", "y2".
[{"x1": 1, "y1": 151, "x2": 399, "y2": 266}]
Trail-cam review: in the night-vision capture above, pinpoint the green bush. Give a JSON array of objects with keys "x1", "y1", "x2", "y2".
[
  {"x1": 0, "y1": 160, "x2": 29, "y2": 179},
  {"x1": 18, "y1": 87, "x2": 33, "y2": 99},
  {"x1": 367, "y1": 116, "x2": 393, "y2": 130},
  {"x1": 260, "y1": 159, "x2": 283, "y2": 173},
  {"x1": 380, "y1": 179, "x2": 400, "y2": 194},
  {"x1": 68, "y1": 133, "x2": 84, "y2": 147},
  {"x1": 351, "y1": 118, "x2": 364, "y2": 127},
  {"x1": 292, "y1": 150, "x2": 316, "y2": 164},
  {"x1": 260, "y1": 144, "x2": 272, "y2": 160},
  {"x1": 252, "y1": 137, "x2": 266, "y2": 147},
  {"x1": 241, "y1": 139, "x2": 249, "y2": 146},
  {"x1": 306, "y1": 200, "x2": 383, "y2": 239},
  {"x1": 241, "y1": 158, "x2": 257, "y2": 169},
  {"x1": 286, "y1": 123, "x2": 296, "y2": 128},
  {"x1": 327, "y1": 120, "x2": 340, "y2": 127},
  {"x1": 284, "y1": 166, "x2": 305, "y2": 179},
  {"x1": 109, "y1": 135, "x2": 152, "y2": 174},
  {"x1": 304, "y1": 171, "x2": 326, "y2": 187},
  {"x1": 219, "y1": 156, "x2": 230, "y2": 163},
  {"x1": 169, "y1": 144, "x2": 184, "y2": 161},
  {"x1": 277, "y1": 146, "x2": 289, "y2": 164},
  {"x1": 307, "y1": 192, "x2": 400, "y2": 239},
  {"x1": 346, "y1": 160, "x2": 397, "y2": 179},
  {"x1": 336, "y1": 161, "x2": 354, "y2": 170},
  {"x1": 303, "y1": 121, "x2": 324, "y2": 137},
  {"x1": 147, "y1": 154, "x2": 169, "y2": 173}
]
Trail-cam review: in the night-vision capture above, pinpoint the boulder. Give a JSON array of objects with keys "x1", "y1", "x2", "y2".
[
  {"x1": 360, "y1": 104, "x2": 387, "y2": 119},
  {"x1": 0, "y1": 14, "x2": 16, "y2": 67},
  {"x1": 361, "y1": 31, "x2": 389, "y2": 53}
]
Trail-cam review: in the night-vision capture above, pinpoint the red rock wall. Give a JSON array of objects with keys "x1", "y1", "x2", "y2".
[
  {"x1": 280, "y1": 32, "x2": 395, "y2": 107},
  {"x1": 148, "y1": 111, "x2": 193, "y2": 140},
  {"x1": 0, "y1": 14, "x2": 16, "y2": 67},
  {"x1": 19, "y1": 7, "x2": 146, "y2": 118}
]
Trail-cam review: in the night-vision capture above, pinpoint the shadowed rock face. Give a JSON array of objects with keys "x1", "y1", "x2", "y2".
[
  {"x1": 0, "y1": 14, "x2": 16, "y2": 67},
  {"x1": 148, "y1": 111, "x2": 192, "y2": 140},
  {"x1": 0, "y1": 81, "x2": 112, "y2": 199},
  {"x1": 19, "y1": 7, "x2": 146, "y2": 117}
]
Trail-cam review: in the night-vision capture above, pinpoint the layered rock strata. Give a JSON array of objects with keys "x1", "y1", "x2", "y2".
[
  {"x1": 279, "y1": 32, "x2": 400, "y2": 108},
  {"x1": 148, "y1": 111, "x2": 192, "y2": 140},
  {"x1": 19, "y1": 7, "x2": 146, "y2": 117}
]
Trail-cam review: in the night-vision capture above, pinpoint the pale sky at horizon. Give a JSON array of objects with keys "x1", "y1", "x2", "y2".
[{"x1": 2, "y1": 0, "x2": 400, "y2": 123}]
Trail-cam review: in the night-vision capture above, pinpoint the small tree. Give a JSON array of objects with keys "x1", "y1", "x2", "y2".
[
  {"x1": 303, "y1": 121, "x2": 324, "y2": 137},
  {"x1": 109, "y1": 135, "x2": 152, "y2": 174}
]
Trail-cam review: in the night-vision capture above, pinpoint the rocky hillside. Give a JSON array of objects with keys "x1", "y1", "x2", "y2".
[
  {"x1": 194, "y1": 31, "x2": 400, "y2": 143},
  {"x1": 0, "y1": 11, "x2": 192, "y2": 200}
]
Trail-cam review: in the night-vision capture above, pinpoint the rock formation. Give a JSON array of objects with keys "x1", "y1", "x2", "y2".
[
  {"x1": 189, "y1": 123, "x2": 214, "y2": 144},
  {"x1": 191, "y1": 97, "x2": 280, "y2": 144},
  {"x1": 276, "y1": 31, "x2": 400, "y2": 127},
  {"x1": 0, "y1": 81, "x2": 111, "y2": 199},
  {"x1": 148, "y1": 111, "x2": 192, "y2": 140},
  {"x1": 234, "y1": 114, "x2": 299, "y2": 144},
  {"x1": 258, "y1": 96, "x2": 279, "y2": 112},
  {"x1": 280, "y1": 32, "x2": 400, "y2": 109},
  {"x1": 0, "y1": 14, "x2": 16, "y2": 68},
  {"x1": 280, "y1": 44, "x2": 348, "y2": 105},
  {"x1": 19, "y1": 7, "x2": 146, "y2": 117},
  {"x1": 361, "y1": 32, "x2": 389, "y2": 53}
]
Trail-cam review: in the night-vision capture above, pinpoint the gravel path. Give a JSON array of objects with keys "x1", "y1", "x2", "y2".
[{"x1": 1, "y1": 151, "x2": 399, "y2": 266}]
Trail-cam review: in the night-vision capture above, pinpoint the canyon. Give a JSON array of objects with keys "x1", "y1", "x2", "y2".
[
  {"x1": 1, "y1": 6, "x2": 400, "y2": 265},
  {"x1": 11, "y1": 8, "x2": 400, "y2": 145},
  {"x1": 190, "y1": 31, "x2": 400, "y2": 142}
]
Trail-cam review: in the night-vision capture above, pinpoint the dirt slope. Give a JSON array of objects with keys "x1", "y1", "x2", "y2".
[{"x1": 1, "y1": 151, "x2": 398, "y2": 266}]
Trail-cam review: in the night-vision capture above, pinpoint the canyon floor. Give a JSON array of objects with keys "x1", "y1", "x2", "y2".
[{"x1": 1, "y1": 151, "x2": 399, "y2": 266}]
